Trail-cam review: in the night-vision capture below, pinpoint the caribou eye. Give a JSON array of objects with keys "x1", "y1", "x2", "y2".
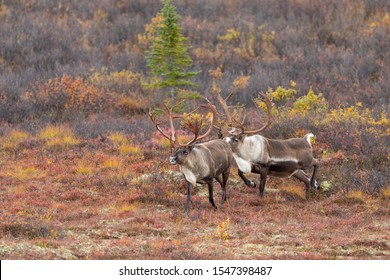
[{"x1": 183, "y1": 150, "x2": 188, "y2": 155}]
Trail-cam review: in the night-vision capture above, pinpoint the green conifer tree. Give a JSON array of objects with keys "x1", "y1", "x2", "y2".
[{"x1": 146, "y1": 0, "x2": 198, "y2": 95}]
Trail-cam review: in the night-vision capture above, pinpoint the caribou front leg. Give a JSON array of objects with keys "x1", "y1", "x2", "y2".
[
  {"x1": 184, "y1": 180, "x2": 192, "y2": 214},
  {"x1": 238, "y1": 169, "x2": 256, "y2": 188}
]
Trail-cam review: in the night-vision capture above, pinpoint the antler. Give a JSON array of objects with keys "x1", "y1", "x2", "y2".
[
  {"x1": 149, "y1": 99, "x2": 217, "y2": 149},
  {"x1": 215, "y1": 89, "x2": 233, "y2": 124},
  {"x1": 215, "y1": 90, "x2": 272, "y2": 136},
  {"x1": 214, "y1": 89, "x2": 246, "y2": 136},
  {"x1": 179, "y1": 101, "x2": 217, "y2": 146},
  {"x1": 241, "y1": 92, "x2": 272, "y2": 135},
  {"x1": 149, "y1": 107, "x2": 175, "y2": 150}
]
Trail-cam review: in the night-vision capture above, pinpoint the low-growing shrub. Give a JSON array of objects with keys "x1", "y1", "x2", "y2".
[
  {"x1": 6, "y1": 166, "x2": 46, "y2": 181},
  {"x1": 0, "y1": 129, "x2": 31, "y2": 157},
  {"x1": 38, "y1": 125, "x2": 80, "y2": 151},
  {"x1": 109, "y1": 132, "x2": 144, "y2": 159},
  {"x1": 89, "y1": 68, "x2": 142, "y2": 93},
  {"x1": 21, "y1": 75, "x2": 117, "y2": 121}
]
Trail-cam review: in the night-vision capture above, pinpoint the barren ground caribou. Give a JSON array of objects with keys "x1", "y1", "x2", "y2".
[
  {"x1": 216, "y1": 91, "x2": 319, "y2": 198},
  {"x1": 149, "y1": 100, "x2": 233, "y2": 214}
]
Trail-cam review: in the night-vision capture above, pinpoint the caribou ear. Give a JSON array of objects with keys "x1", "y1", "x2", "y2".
[
  {"x1": 238, "y1": 134, "x2": 247, "y2": 141},
  {"x1": 188, "y1": 144, "x2": 195, "y2": 152}
]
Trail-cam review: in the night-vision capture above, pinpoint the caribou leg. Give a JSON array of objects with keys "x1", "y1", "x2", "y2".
[
  {"x1": 221, "y1": 169, "x2": 230, "y2": 205},
  {"x1": 257, "y1": 164, "x2": 269, "y2": 197},
  {"x1": 207, "y1": 179, "x2": 217, "y2": 209},
  {"x1": 184, "y1": 180, "x2": 192, "y2": 214},
  {"x1": 293, "y1": 170, "x2": 311, "y2": 198},
  {"x1": 238, "y1": 169, "x2": 256, "y2": 188},
  {"x1": 310, "y1": 160, "x2": 320, "y2": 190},
  {"x1": 215, "y1": 175, "x2": 225, "y2": 206}
]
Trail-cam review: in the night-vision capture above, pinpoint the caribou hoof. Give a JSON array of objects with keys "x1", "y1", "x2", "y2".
[
  {"x1": 313, "y1": 180, "x2": 319, "y2": 190},
  {"x1": 249, "y1": 181, "x2": 256, "y2": 188}
]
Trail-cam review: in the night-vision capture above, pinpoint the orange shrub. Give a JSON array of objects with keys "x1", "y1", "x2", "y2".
[{"x1": 22, "y1": 75, "x2": 117, "y2": 120}]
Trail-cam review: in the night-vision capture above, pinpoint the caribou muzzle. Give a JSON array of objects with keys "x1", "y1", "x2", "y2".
[{"x1": 169, "y1": 156, "x2": 178, "y2": 165}]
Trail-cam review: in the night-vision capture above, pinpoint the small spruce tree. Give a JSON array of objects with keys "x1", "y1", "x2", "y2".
[{"x1": 146, "y1": 0, "x2": 198, "y2": 96}]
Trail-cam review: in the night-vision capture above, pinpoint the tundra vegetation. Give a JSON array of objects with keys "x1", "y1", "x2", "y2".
[{"x1": 0, "y1": 0, "x2": 389, "y2": 259}]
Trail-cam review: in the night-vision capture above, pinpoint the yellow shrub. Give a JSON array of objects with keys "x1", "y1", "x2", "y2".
[
  {"x1": 38, "y1": 126, "x2": 61, "y2": 140},
  {"x1": 177, "y1": 135, "x2": 195, "y2": 145},
  {"x1": 117, "y1": 96, "x2": 149, "y2": 113},
  {"x1": 380, "y1": 187, "x2": 390, "y2": 199},
  {"x1": 232, "y1": 75, "x2": 250, "y2": 90},
  {"x1": 208, "y1": 66, "x2": 223, "y2": 80},
  {"x1": 118, "y1": 203, "x2": 140, "y2": 214},
  {"x1": 261, "y1": 30, "x2": 277, "y2": 58},
  {"x1": 219, "y1": 28, "x2": 240, "y2": 42},
  {"x1": 102, "y1": 158, "x2": 123, "y2": 170},
  {"x1": 38, "y1": 125, "x2": 80, "y2": 149},
  {"x1": 346, "y1": 190, "x2": 366, "y2": 202},
  {"x1": 1, "y1": 130, "x2": 30, "y2": 150},
  {"x1": 215, "y1": 217, "x2": 230, "y2": 241},
  {"x1": 267, "y1": 84, "x2": 297, "y2": 102},
  {"x1": 369, "y1": 111, "x2": 389, "y2": 127},
  {"x1": 293, "y1": 87, "x2": 327, "y2": 114},
  {"x1": 75, "y1": 161, "x2": 94, "y2": 175},
  {"x1": 180, "y1": 113, "x2": 205, "y2": 132},
  {"x1": 62, "y1": 135, "x2": 80, "y2": 146},
  {"x1": 109, "y1": 132, "x2": 129, "y2": 146},
  {"x1": 153, "y1": 136, "x2": 172, "y2": 149},
  {"x1": 109, "y1": 132, "x2": 143, "y2": 158},
  {"x1": 137, "y1": 14, "x2": 164, "y2": 48},
  {"x1": 7, "y1": 166, "x2": 46, "y2": 180},
  {"x1": 119, "y1": 144, "x2": 143, "y2": 157},
  {"x1": 90, "y1": 68, "x2": 141, "y2": 90},
  {"x1": 6, "y1": 130, "x2": 30, "y2": 143}
]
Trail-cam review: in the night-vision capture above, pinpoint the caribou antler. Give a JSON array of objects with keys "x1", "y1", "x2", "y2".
[
  {"x1": 177, "y1": 101, "x2": 216, "y2": 146},
  {"x1": 214, "y1": 89, "x2": 245, "y2": 136},
  {"x1": 214, "y1": 90, "x2": 273, "y2": 136},
  {"x1": 149, "y1": 99, "x2": 217, "y2": 149},
  {"x1": 241, "y1": 92, "x2": 272, "y2": 135},
  {"x1": 215, "y1": 89, "x2": 233, "y2": 124},
  {"x1": 149, "y1": 107, "x2": 175, "y2": 150}
]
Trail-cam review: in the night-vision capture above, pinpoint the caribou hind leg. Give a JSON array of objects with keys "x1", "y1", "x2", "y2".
[
  {"x1": 221, "y1": 169, "x2": 230, "y2": 205},
  {"x1": 257, "y1": 164, "x2": 269, "y2": 197},
  {"x1": 310, "y1": 160, "x2": 320, "y2": 190},
  {"x1": 292, "y1": 170, "x2": 311, "y2": 199},
  {"x1": 207, "y1": 179, "x2": 217, "y2": 209},
  {"x1": 215, "y1": 175, "x2": 225, "y2": 206}
]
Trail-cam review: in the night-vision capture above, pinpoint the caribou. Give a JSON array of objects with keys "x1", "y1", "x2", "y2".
[
  {"x1": 216, "y1": 91, "x2": 319, "y2": 198},
  {"x1": 149, "y1": 100, "x2": 233, "y2": 214}
]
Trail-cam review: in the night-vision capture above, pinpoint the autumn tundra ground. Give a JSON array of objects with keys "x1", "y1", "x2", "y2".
[{"x1": 0, "y1": 121, "x2": 388, "y2": 260}]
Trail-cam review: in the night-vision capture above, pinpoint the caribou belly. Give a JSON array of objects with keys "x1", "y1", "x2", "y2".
[{"x1": 268, "y1": 161, "x2": 300, "y2": 178}]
